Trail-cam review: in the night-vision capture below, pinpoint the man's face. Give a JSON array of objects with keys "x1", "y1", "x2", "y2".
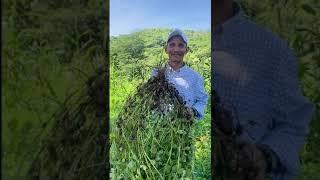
[{"x1": 165, "y1": 36, "x2": 188, "y2": 63}]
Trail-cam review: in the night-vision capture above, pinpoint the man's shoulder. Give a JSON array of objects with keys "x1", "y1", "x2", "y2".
[
  {"x1": 238, "y1": 16, "x2": 298, "y2": 70},
  {"x1": 238, "y1": 16, "x2": 292, "y2": 52},
  {"x1": 184, "y1": 66, "x2": 203, "y2": 80}
]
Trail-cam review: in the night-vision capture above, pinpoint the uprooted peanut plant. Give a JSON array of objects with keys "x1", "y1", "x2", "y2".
[{"x1": 111, "y1": 69, "x2": 196, "y2": 179}]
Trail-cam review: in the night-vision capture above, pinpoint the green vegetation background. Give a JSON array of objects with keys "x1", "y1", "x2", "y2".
[
  {"x1": 2, "y1": 0, "x2": 108, "y2": 179},
  {"x1": 2, "y1": 0, "x2": 319, "y2": 179}
]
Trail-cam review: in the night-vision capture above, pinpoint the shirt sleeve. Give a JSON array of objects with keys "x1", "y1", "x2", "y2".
[
  {"x1": 151, "y1": 69, "x2": 158, "y2": 77},
  {"x1": 192, "y1": 76, "x2": 208, "y2": 120},
  {"x1": 259, "y1": 46, "x2": 315, "y2": 175}
]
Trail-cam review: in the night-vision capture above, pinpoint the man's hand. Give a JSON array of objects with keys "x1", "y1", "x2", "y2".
[{"x1": 236, "y1": 143, "x2": 268, "y2": 180}]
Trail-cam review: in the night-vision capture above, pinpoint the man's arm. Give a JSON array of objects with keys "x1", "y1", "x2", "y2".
[
  {"x1": 192, "y1": 76, "x2": 208, "y2": 120},
  {"x1": 259, "y1": 46, "x2": 315, "y2": 176}
]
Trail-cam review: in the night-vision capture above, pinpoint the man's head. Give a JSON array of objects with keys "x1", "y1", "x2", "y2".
[
  {"x1": 165, "y1": 29, "x2": 188, "y2": 64},
  {"x1": 213, "y1": 0, "x2": 234, "y2": 27},
  {"x1": 166, "y1": 29, "x2": 188, "y2": 45}
]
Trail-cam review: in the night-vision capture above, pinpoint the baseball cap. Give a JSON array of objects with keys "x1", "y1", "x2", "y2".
[{"x1": 167, "y1": 29, "x2": 188, "y2": 44}]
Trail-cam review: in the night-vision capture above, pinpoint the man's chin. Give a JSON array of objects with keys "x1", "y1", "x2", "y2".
[
  {"x1": 170, "y1": 59, "x2": 183, "y2": 63},
  {"x1": 170, "y1": 56, "x2": 183, "y2": 62}
]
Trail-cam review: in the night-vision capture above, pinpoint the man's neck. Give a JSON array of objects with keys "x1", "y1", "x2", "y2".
[
  {"x1": 168, "y1": 61, "x2": 184, "y2": 71},
  {"x1": 213, "y1": 0, "x2": 234, "y2": 31}
]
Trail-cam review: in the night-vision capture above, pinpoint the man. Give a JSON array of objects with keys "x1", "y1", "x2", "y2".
[
  {"x1": 212, "y1": 0, "x2": 314, "y2": 179},
  {"x1": 152, "y1": 29, "x2": 208, "y2": 121}
]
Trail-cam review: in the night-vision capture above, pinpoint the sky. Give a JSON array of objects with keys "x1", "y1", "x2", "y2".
[{"x1": 110, "y1": 0, "x2": 211, "y2": 36}]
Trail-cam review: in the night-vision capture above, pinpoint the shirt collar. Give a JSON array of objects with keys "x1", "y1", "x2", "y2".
[{"x1": 166, "y1": 62, "x2": 187, "y2": 73}]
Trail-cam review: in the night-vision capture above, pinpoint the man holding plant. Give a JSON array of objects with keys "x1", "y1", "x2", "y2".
[{"x1": 152, "y1": 29, "x2": 208, "y2": 121}]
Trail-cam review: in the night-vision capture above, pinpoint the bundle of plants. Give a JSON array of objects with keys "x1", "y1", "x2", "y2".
[
  {"x1": 212, "y1": 90, "x2": 267, "y2": 180},
  {"x1": 111, "y1": 68, "x2": 195, "y2": 179},
  {"x1": 27, "y1": 67, "x2": 108, "y2": 180}
]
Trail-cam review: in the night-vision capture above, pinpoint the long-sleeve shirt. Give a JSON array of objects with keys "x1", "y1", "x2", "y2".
[
  {"x1": 152, "y1": 64, "x2": 208, "y2": 120},
  {"x1": 213, "y1": 2, "x2": 315, "y2": 179}
]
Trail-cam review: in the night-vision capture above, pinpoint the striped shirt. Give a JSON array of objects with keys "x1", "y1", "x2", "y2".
[{"x1": 213, "y1": 2, "x2": 314, "y2": 180}]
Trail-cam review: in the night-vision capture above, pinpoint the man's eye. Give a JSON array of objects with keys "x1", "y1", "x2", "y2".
[
  {"x1": 169, "y1": 43, "x2": 175, "y2": 47},
  {"x1": 178, "y1": 43, "x2": 186, "y2": 48}
]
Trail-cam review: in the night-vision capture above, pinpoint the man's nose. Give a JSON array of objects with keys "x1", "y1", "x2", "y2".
[{"x1": 173, "y1": 46, "x2": 181, "y2": 51}]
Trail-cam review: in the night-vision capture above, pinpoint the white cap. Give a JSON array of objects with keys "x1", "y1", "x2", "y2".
[{"x1": 167, "y1": 29, "x2": 188, "y2": 44}]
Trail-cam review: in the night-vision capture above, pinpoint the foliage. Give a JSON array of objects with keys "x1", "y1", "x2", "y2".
[
  {"x1": 2, "y1": 0, "x2": 108, "y2": 179},
  {"x1": 111, "y1": 71, "x2": 195, "y2": 179},
  {"x1": 27, "y1": 68, "x2": 108, "y2": 180}
]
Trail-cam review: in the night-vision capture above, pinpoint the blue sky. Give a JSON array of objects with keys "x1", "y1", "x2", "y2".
[{"x1": 110, "y1": 0, "x2": 211, "y2": 36}]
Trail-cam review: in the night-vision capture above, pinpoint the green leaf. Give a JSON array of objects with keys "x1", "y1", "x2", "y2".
[
  {"x1": 128, "y1": 161, "x2": 135, "y2": 169},
  {"x1": 140, "y1": 165, "x2": 147, "y2": 171},
  {"x1": 301, "y1": 4, "x2": 316, "y2": 16}
]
